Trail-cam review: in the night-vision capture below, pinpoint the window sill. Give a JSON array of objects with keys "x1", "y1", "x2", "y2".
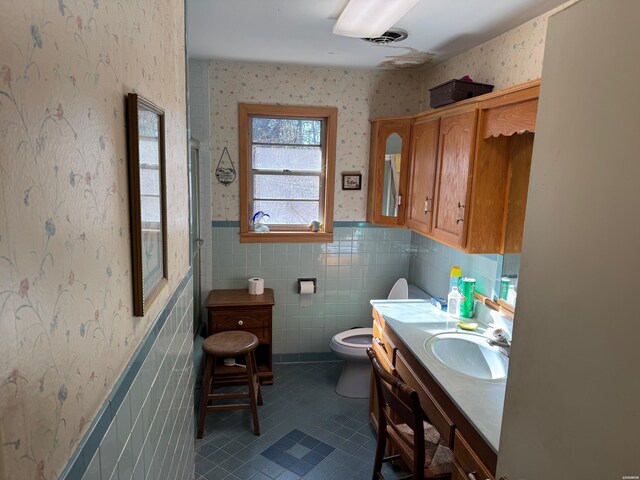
[{"x1": 240, "y1": 231, "x2": 334, "y2": 243}]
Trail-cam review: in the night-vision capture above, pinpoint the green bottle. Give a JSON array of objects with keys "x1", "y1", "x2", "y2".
[{"x1": 460, "y1": 277, "x2": 476, "y2": 318}]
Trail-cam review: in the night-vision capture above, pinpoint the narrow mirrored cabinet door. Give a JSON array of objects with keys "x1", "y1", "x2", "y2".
[
  {"x1": 382, "y1": 132, "x2": 402, "y2": 218},
  {"x1": 367, "y1": 118, "x2": 411, "y2": 227}
]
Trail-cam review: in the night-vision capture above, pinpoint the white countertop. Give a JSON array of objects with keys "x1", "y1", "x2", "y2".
[{"x1": 370, "y1": 299, "x2": 513, "y2": 452}]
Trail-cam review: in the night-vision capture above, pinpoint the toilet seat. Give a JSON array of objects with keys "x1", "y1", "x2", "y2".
[
  {"x1": 332, "y1": 328, "x2": 373, "y2": 348},
  {"x1": 329, "y1": 281, "x2": 429, "y2": 399}
]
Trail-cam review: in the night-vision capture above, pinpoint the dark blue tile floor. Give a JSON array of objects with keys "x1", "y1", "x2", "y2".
[{"x1": 195, "y1": 362, "x2": 407, "y2": 479}]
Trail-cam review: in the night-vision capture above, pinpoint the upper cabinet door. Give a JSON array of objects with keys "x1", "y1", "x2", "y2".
[
  {"x1": 367, "y1": 119, "x2": 412, "y2": 226},
  {"x1": 406, "y1": 116, "x2": 440, "y2": 236},
  {"x1": 432, "y1": 109, "x2": 478, "y2": 248}
]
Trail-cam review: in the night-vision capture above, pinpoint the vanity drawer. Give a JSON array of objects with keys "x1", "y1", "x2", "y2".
[
  {"x1": 395, "y1": 351, "x2": 455, "y2": 447},
  {"x1": 451, "y1": 460, "x2": 469, "y2": 480},
  {"x1": 372, "y1": 320, "x2": 396, "y2": 369},
  {"x1": 453, "y1": 431, "x2": 494, "y2": 480},
  {"x1": 371, "y1": 337, "x2": 394, "y2": 373}
]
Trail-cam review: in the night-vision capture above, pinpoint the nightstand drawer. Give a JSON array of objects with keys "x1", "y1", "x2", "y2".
[{"x1": 210, "y1": 308, "x2": 270, "y2": 331}]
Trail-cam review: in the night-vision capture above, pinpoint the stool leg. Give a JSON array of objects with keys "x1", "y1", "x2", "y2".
[
  {"x1": 245, "y1": 351, "x2": 260, "y2": 436},
  {"x1": 197, "y1": 355, "x2": 213, "y2": 439},
  {"x1": 251, "y1": 350, "x2": 263, "y2": 406}
]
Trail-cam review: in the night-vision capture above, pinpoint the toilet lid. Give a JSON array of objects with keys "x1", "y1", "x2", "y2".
[{"x1": 334, "y1": 328, "x2": 373, "y2": 348}]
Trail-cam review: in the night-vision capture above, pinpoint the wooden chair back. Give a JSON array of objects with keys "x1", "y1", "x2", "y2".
[{"x1": 367, "y1": 348, "x2": 425, "y2": 477}]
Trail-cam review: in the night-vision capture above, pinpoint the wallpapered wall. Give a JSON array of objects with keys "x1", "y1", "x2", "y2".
[
  {"x1": 420, "y1": 0, "x2": 579, "y2": 95},
  {"x1": 0, "y1": 0, "x2": 188, "y2": 478},
  {"x1": 209, "y1": 61, "x2": 425, "y2": 221}
]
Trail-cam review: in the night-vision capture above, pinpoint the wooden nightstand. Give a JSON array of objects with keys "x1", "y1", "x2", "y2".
[{"x1": 205, "y1": 289, "x2": 275, "y2": 384}]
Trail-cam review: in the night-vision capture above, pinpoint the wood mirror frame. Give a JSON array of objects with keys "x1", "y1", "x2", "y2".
[{"x1": 126, "y1": 93, "x2": 168, "y2": 317}]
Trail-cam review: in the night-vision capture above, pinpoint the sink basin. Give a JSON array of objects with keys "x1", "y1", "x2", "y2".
[{"x1": 425, "y1": 333, "x2": 508, "y2": 380}]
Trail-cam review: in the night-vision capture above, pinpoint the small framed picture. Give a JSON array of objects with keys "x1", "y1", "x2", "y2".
[{"x1": 342, "y1": 173, "x2": 362, "y2": 190}]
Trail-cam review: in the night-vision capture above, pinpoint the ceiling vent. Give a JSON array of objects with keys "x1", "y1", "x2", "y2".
[{"x1": 362, "y1": 28, "x2": 408, "y2": 45}]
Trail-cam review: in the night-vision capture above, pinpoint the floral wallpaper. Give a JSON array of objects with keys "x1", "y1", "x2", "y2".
[
  {"x1": 209, "y1": 61, "x2": 425, "y2": 221},
  {"x1": 0, "y1": 0, "x2": 188, "y2": 479},
  {"x1": 421, "y1": 0, "x2": 580, "y2": 97}
]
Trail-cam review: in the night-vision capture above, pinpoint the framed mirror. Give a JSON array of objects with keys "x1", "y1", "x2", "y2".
[
  {"x1": 127, "y1": 93, "x2": 168, "y2": 317},
  {"x1": 382, "y1": 132, "x2": 402, "y2": 217}
]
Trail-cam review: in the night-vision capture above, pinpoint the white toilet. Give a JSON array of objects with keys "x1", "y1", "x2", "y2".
[{"x1": 329, "y1": 278, "x2": 410, "y2": 398}]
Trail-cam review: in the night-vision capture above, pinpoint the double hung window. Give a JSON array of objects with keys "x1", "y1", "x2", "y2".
[{"x1": 239, "y1": 104, "x2": 337, "y2": 242}]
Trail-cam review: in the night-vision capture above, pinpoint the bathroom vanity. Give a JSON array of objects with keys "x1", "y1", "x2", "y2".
[{"x1": 369, "y1": 300, "x2": 512, "y2": 480}]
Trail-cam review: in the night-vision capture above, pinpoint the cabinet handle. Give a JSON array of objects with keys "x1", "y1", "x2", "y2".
[
  {"x1": 424, "y1": 197, "x2": 431, "y2": 214},
  {"x1": 466, "y1": 472, "x2": 477, "y2": 480},
  {"x1": 397, "y1": 194, "x2": 402, "y2": 206},
  {"x1": 373, "y1": 337, "x2": 386, "y2": 350},
  {"x1": 238, "y1": 320, "x2": 244, "y2": 326},
  {"x1": 456, "y1": 202, "x2": 465, "y2": 224}
]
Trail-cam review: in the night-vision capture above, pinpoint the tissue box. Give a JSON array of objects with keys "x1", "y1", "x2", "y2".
[
  {"x1": 430, "y1": 297, "x2": 448, "y2": 311},
  {"x1": 429, "y1": 79, "x2": 494, "y2": 108}
]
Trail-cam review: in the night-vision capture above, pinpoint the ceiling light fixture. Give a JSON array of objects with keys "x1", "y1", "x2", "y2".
[{"x1": 333, "y1": 0, "x2": 421, "y2": 39}]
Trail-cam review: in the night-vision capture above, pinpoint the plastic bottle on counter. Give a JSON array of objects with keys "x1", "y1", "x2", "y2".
[
  {"x1": 447, "y1": 286, "x2": 462, "y2": 320},
  {"x1": 449, "y1": 266, "x2": 462, "y2": 293}
]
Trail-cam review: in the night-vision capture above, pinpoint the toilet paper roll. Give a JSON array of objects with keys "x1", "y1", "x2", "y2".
[
  {"x1": 248, "y1": 277, "x2": 264, "y2": 295},
  {"x1": 299, "y1": 281, "x2": 315, "y2": 295}
]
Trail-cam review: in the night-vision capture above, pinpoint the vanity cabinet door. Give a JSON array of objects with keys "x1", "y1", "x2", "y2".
[
  {"x1": 432, "y1": 108, "x2": 478, "y2": 248},
  {"x1": 366, "y1": 118, "x2": 412, "y2": 227},
  {"x1": 406, "y1": 116, "x2": 440, "y2": 235}
]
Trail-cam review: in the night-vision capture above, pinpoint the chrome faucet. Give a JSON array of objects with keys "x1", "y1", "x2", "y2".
[{"x1": 487, "y1": 328, "x2": 511, "y2": 357}]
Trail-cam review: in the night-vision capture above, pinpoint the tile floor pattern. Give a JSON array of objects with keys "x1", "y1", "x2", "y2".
[{"x1": 195, "y1": 361, "x2": 408, "y2": 479}]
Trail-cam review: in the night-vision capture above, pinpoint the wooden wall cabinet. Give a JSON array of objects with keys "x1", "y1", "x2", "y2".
[
  {"x1": 366, "y1": 118, "x2": 412, "y2": 227},
  {"x1": 372, "y1": 79, "x2": 540, "y2": 254},
  {"x1": 464, "y1": 82, "x2": 539, "y2": 254},
  {"x1": 431, "y1": 107, "x2": 479, "y2": 248},
  {"x1": 481, "y1": 84, "x2": 538, "y2": 254},
  {"x1": 406, "y1": 115, "x2": 440, "y2": 236}
]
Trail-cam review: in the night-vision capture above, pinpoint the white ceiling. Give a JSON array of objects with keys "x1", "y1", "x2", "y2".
[{"x1": 187, "y1": 0, "x2": 567, "y2": 69}]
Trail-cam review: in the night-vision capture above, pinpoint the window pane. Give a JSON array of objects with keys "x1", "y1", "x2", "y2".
[
  {"x1": 254, "y1": 174, "x2": 320, "y2": 200},
  {"x1": 141, "y1": 195, "x2": 161, "y2": 223},
  {"x1": 254, "y1": 200, "x2": 320, "y2": 225},
  {"x1": 139, "y1": 138, "x2": 159, "y2": 166},
  {"x1": 253, "y1": 145, "x2": 322, "y2": 171},
  {"x1": 140, "y1": 167, "x2": 159, "y2": 196},
  {"x1": 138, "y1": 109, "x2": 159, "y2": 138},
  {"x1": 252, "y1": 117, "x2": 321, "y2": 145}
]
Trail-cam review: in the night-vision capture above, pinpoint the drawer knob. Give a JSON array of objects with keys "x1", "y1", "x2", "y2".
[
  {"x1": 373, "y1": 337, "x2": 386, "y2": 349},
  {"x1": 238, "y1": 320, "x2": 244, "y2": 326}
]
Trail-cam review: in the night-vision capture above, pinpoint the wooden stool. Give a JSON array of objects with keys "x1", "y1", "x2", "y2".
[{"x1": 197, "y1": 331, "x2": 263, "y2": 438}]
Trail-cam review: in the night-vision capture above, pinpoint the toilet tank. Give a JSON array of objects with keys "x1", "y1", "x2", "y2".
[{"x1": 408, "y1": 284, "x2": 430, "y2": 300}]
